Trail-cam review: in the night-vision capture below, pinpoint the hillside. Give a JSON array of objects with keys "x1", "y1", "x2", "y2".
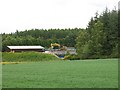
[{"x1": 2, "y1": 52, "x2": 60, "y2": 62}]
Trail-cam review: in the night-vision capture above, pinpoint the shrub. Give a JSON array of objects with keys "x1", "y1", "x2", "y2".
[{"x1": 63, "y1": 55, "x2": 80, "y2": 60}]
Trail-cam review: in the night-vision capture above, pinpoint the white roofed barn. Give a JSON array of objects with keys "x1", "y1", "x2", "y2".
[{"x1": 7, "y1": 46, "x2": 45, "y2": 52}]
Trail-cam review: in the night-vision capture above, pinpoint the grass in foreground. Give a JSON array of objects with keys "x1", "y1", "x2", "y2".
[{"x1": 2, "y1": 59, "x2": 118, "y2": 88}]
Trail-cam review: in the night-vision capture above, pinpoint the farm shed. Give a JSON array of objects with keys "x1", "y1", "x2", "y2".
[{"x1": 7, "y1": 46, "x2": 45, "y2": 52}]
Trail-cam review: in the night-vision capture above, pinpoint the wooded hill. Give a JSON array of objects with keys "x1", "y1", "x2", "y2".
[{"x1": 2, "y1": 28, "x2": 82, "y2": 51}]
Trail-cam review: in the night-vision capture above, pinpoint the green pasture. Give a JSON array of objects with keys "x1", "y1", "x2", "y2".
[
  {"x1": 2, "y1": 52, "x2": 60, "y2": 62},
  {"x1": 2, "y1": 59, "x2": 118, "y2": 88}
]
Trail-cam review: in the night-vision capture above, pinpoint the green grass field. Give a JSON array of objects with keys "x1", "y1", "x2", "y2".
[
  {"x1": 2, "y1": 59, "x2": 118, "y2": 88},
  {"x1": 2, "y1": 52, "x2": 60, "y2": 62}
]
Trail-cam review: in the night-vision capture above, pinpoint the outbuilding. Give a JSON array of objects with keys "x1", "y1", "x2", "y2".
[{"x1": 7, "y1": 46, "x2": 45, "y2": 52}]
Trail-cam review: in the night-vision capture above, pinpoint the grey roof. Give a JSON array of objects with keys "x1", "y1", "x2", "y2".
[{"x1": 7, "y1": 46, "x2": 44, "y2": 49}]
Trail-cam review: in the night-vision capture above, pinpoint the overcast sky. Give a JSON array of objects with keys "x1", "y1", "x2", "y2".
[{"x1": 0, "y1": 0, "x2": 119, "y2": 33}]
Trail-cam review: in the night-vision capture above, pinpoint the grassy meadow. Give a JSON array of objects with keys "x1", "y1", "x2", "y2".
[
  {"x1": 2, "y1": 58, "x2": 118, "y2": 88},
  {"x1": 2, "y1": 52, "x2": 60, "y2": 62}
]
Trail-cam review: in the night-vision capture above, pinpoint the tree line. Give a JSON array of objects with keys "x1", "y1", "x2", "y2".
[
  {"x1": 1, "y1": 8, "x2": 119, "y2": 59},
  {"x1": 2, "y1": 28, "x2": 82, "y2": 51}
]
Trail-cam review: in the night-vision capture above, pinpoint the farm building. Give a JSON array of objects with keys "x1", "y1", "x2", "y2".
[
  {"x1": 7, "y1": 46, "x2": 45, "y2": 52},
  {"x1": 50, "y1": 47, "x2": 77, "y2": 55}
]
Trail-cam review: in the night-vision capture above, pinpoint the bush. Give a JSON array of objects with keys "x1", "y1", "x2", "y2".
[{"x1": 63, "y1": 55, "x2": 80, "y2": 60}]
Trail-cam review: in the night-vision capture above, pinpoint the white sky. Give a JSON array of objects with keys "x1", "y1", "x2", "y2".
[{"x1": 0, "y1": 0, "x2": 119, "y2": 33}]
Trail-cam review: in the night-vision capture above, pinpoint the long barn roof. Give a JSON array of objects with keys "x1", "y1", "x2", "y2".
[{"x1": 7, "y1": 46, "x2": 44, "y2": 49}]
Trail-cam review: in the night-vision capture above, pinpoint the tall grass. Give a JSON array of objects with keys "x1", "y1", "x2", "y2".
[{"x1": 2, "y1": 52, "x2": 60, "y2": 62}]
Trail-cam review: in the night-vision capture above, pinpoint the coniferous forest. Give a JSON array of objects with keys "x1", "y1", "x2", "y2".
[
  {"x1": 1, "y1": 8, "x2": 119, "y2": 59},
  {"x1": 76, "y1": 8, "x2": 118, "y2": 59}
]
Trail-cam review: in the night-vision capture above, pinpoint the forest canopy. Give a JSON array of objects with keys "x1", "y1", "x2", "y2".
[{"x1": 2, "y1": 28, "x2": 82, "y2": 51}]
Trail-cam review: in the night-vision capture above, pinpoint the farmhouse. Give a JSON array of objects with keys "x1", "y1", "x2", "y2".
[{"x1": 7, "y1": 46, "x2": 45, "y2": 52}]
